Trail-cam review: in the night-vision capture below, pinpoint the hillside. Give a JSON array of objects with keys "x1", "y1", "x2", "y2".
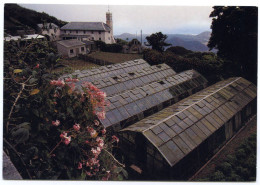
[
  {"x1": 4, "y1": 4, "x2": 67, "y2": 35},
  {"x1": 115, "y1": 31, "x2": 213, "y2": 52}
]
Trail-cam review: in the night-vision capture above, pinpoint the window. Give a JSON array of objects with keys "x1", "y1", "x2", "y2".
[
  {"x1": 99, "y1": 31, "x2": 101, "y2": 34},
  {"x1": 76, "y1": 30, "x2": 78, "y2": 34},
  {"x1": 92, "y1": 37, "x2": 94, "y2": 40},
  {"x1": 84, "y1": 30, "x2": 86, "y2": 34},
  {"x1": 91, "y1": 31, "x2": 94, "y2": 34},
  {"x1": 70, "y1": 31, "x2": 72, "y2": 33},
  {"x1": 81, "y1": 47, "x2": 84, "y2": 51},
  {"x1": 108, "y1": 37, "x2": 110, "y2": 40},
  {"x1": 99, "y1": 38, "x2": 101, "y2": 41},
  {"x1": 70, "y1": 49, "x2": 74, "y2": 54},
  {"x1": 108, "y1": 31, "x2": 110, "y2": 33},
  {"x1": 64, "y1": 30, "x2": 66, "y2": 33}
]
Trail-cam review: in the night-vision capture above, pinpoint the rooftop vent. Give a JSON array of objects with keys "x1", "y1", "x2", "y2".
[
  {"x1": 158, "y1": 81, "x2": 165, "y2": 85},
  {"x1": 128, "y1": 72, "x2": 135, "y2": 76}
]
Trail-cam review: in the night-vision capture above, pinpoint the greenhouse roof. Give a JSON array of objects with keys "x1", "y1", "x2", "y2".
[
  {"x1": 90, "y1": 63, "x2": 176, "y2": 97},
  {"x1": 100, "y1": 70, "x2": 208, "y2": 130},
  {"x1": 121, "y1": 77, "x2": 256, "y2": 167},
  {"x1": 60, "y1": 59, "x2": 150, "y2": 82}
]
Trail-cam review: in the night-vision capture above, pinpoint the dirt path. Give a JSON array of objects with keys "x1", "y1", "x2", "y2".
[{"x1": 191, "y1": 116, "x2": 257, "y2": 180}]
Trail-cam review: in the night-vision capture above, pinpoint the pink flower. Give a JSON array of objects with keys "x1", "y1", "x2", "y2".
[
  {"x1": 87, "y1": 127, "x2": 97, "y2": 138},
  {"x1": 101, "y1": 128, "x2": 106, "y2": 135},
  {"x1": 96, "y1": 137, "x2": 104, "y2": 148},
  {"x1": 53, "y1": 101, "x2": 57, "y2": 105},
  {"x1": 86, "y1": 171, "x2": 92, "y2": 177},
  {"x1": 94, "y1": 120, "x2": 99, "y2": 126},
  {"x1": 96, "y1": 111, "x2": 106, "y2": 120},
  {"x1": 65, "y1": 78, "x2": 79, "y2": 82},
  {"x1": 97, "y1": 91, "x2": 106, "y2": 99},
  {"x1": 60, "y1": 132, "x2": 67, "y2": 139},
  {"x1": 112, "y1": 135, "x2": 119, "y2": 143},
  {"x1": 52, "y1": 120, "x2": 60, "y2": 126},
  {"x1": 64, "y1": 136, "x2": 71, "y2": 145},
  {"x1": 85, "y1": 140, "x2": 90, "y2": 144},
  {"x1": 50, "y1": 80, "x2": 65, "y2": 87},
  {"x1": 73, "y1": 123, "x2": 80, "y2": 131},
  {"x1": 78, "y1": 162, "x2": 82, "y2": 169},
  {"x1": 34, "y1": 64, "x2": 39, "y2": 69}
]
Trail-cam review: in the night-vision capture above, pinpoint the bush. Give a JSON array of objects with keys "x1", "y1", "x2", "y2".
[
  {"x1": 166, "y1": 46, "x2": 192, "y2": 56},
  {"x1": 216, "y1": 162, "x2": 232, "y2": 175},
  {"x1": 210, "y1": 171, "x2": 225, "y2": 181},
  {"x1": 4, "y1": 39, "x2": 127, "y2": 180},
  {"x1": 94, "y1": 40, "x2": 123, "y2": 53}
]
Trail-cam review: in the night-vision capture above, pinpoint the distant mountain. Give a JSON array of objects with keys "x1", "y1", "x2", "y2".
[
  {"x1": 4, "y1": 4, "x2": 67, "y2": 35},
  {"x1": 115, "y1": 31, "x2": 213, "y2": 52}
]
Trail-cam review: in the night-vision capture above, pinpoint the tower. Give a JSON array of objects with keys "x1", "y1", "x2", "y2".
[
  {"x1": 106, "y1": 8, "x2": 115, "y2": 43},
  {"x1": 106, "y1": 11, "x2": 113, "y2": 30}
]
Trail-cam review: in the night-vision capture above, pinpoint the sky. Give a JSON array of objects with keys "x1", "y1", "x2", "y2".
[{"x1": 19, "y1": 4, "x2": 213, "y2": 35}]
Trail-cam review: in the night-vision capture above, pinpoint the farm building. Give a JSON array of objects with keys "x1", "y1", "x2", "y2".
[
  {"x1": 57, "y1": 39, "x2": 87, "y2": 58},
  {"x1": 61, "y1": 59, "x2": 256, "y2": 180},
  {"x1": 37, "y1": 23, "x2": 60, "y2": 41},
  {"x1": 122, "y1": 39, "x2": 143, "y2": 54},
  {"x1": 120, "y1": 77, "x2": 256, "y2": 180},
  {"x1": 100, "y1": 70, "x2": 207, "y2": 131}
]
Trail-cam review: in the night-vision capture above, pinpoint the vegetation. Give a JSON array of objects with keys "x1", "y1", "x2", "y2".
[
  {"x1": 199, "y1": 134, "x2": 256, "y2": 181},
  {"x1": 145, "y1": 32, "x2": 171, "y2": 52},
  {"x1": 89, "y1": 51, "x2": 142, "y2": 64},
  {"x1": 94, "y1": 40, "x2": 123, "y2": 53},
  {"x1": 143, "y1": 47, "x2": 224, "y2": 84},
  {"x1": 208, "y1": 6, "x2": 258, "y2": 84},
  {"x1": 4, "y1": 4, "x2": 67, "y2": 35},
  {"x1": 3, "y1": 39, "x2": 127, "y2": 180}
]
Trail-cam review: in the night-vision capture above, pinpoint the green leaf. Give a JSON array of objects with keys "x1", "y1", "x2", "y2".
[
  {"x1": 122, "y1": 169, "x2": 128, "y2": 179},
  {"x1": 29, "y1": 78, "x2": 38, "y2": 84},
  {"x1": 80, "y1": 171, "x2": 86, "y2": 180},
  {"x1": 13, "y1": 69, "x2": 23, "y2": 73},
  {"x1": 30, "y1": 89, "x2": 40, "y2": 95},
  {"x1": 113, "y1": 167, "x2": 123, "y2": 173},
  {"x1": 117, "y1": 174, "x2": 124, "y2": 180},
  {"x1": 11, "y1": 127, "x2": 29, "y2": 144}
]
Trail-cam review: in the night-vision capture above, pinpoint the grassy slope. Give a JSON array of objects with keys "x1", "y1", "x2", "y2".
[{"x1": 89, "y1": 51, "x2": 143, "y2": 63}]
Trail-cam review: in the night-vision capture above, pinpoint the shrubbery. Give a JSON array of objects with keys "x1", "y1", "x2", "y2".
[
  {"x1": 94, "y1": 41, "x2": 123, "y2": 53},
  {"x1": 4, "y1": 39, "x2": 127, "y2": 180},
  {"x1": 200, "y1": 134, "x2": 256, "y2": 181},
  {"x1": 143, "y1": 47, "x2": 224, "y2": 84}
]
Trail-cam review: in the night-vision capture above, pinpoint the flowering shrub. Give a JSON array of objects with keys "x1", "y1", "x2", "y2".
[{"x1": 3, "y1": 40, "x2": 127, "y2": 180}]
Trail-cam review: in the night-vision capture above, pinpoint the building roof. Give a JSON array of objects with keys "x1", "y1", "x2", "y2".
[
  {"x1": 121, "y1": 77, "x2": 256, "y2": 167},
  {"x1": 37, "y1": 23, "x2": 59, "y2": 29},
  {"x1": 61, "y1": 22, "x2": 111, "y2": 31},
  {"x1": 100, "y1": 70, "x2": 207, "y2": 130},
  {"x1": 57, "y1": 39, "x2": 85, "y2": 48},
  {"x1": 90, "y1": 63, "x2": 176, "y2": 97},
  {"x1": 60, "y1": 59, "x2": 150, "y2": 82}
]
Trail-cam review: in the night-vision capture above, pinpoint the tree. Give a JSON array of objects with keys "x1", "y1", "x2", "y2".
[
  {"x1": 208, "y1": 6, "x2": 258, "y2": 84},
  {"x1": 145, "y1": 32, "x2": 171, "y2": 52}
]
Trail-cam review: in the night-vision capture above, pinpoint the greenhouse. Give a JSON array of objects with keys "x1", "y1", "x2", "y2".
[
  {"x1": 100, "y1": 70, "x2": 208, "y2": 131},
  {"x1": 120, "y1": 77, "x2": 257, "y2": 180},
  {"x1": 89, "y1": 63, "x2": 176, "y2": 97},
  {"x1": 60, "y1": 59, "x2": 150, "y2": 82}
]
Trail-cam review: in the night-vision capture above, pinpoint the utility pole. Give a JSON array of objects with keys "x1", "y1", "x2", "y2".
[{"x1": 141, "y1": 29, "x2": 142, "y2": 46}]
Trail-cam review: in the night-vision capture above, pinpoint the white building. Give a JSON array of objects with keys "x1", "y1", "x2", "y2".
[
  {"x1": 57, "y1": 39, "x2": 87, "y2": 58},
  {"x1": 37, "y1": 23, "x2": 61, "y2": 41},
  {"x1": 60, "y1": 11, "x2": 115, "y2": 44}
]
